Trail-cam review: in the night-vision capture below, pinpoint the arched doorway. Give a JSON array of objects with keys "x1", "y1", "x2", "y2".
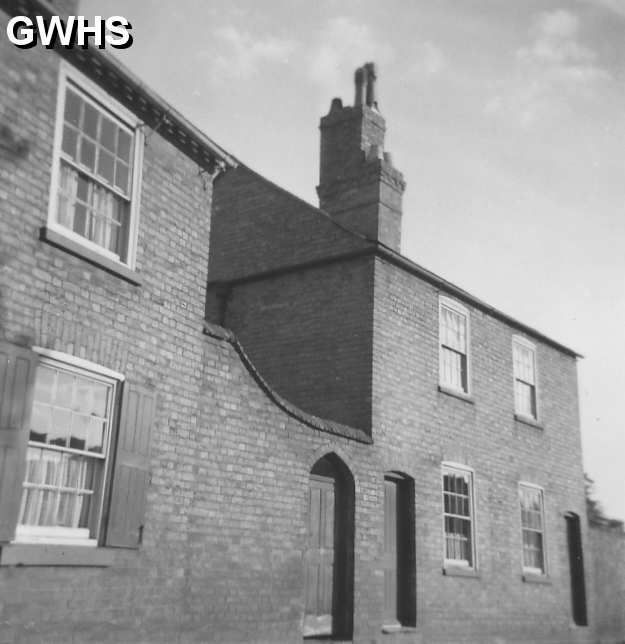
[{"x1": 303, "y1": 454, "x2": 354, "y2": 640}]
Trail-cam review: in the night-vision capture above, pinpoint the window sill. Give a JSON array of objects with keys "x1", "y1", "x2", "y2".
[
  {"x1": 0, "y1": 543, "x2": 115, "y2": 567},
  {"x1": 438, "y1": 385, "x2": 474, "y2": 404},
  {"x1": 442, "y1": 565, "x2": 480, "y2": 578},
  {"x1": 514, "y1": 413, "x2": 543, "y2": 430},
  {"x1": 381, "y1": 624, "x2": 417, "y2": 634},
  {"x1": 40, "y1": 226, "x2": 142, "y2": 286},
  {"x1": 522, "y1": 571, "x2": 551, "y2": 584}
]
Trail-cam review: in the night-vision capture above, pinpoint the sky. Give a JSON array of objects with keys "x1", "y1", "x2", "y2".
[{"x1": 82, "y1": 0, "x2": 625, "y2": 521}]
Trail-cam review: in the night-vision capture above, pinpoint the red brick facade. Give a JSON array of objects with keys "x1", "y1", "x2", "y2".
[{"x1": 1, "y1": 2, "x2": 621, "y2": 643}]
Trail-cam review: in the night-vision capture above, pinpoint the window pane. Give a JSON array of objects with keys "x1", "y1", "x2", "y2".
[
  {"x1": 62, "y1": 126, "x2": 78, "y2": 160},
  {"x1": 441, "y1": 306, "x2": 466, "y2": 352},
  {"x1": 100, "y1": 117, "x2": 116, "y2": 152},
  {"x1": 39, "y1": 489, "x2": 58, "y2": 526},
  {"x1": 117, "y1": 129, "x2": 131, "y2": 162},
  {"x1": 69, "y1": 415, "x2": 88, "y2": 451},
  {"x1": 86, "y1": 418, "x2": 106, "y2": 453},
  {"x1": 83, "y1": 102, "x2": 99, "y2": 138},
  {"x1": 73, "y1": 203, "x2": 88, "y2": 236},
  {"x1": 55, "y1": 372, "x2": 73, "y2": 407},
  {"x1": 441, "y1": 347, "x2": 466, "y2": 391},
  {"x1": 30, "y1": 403, "x2": 51, "y2": 443},
  {"x1": 92, "y1": 383, "x2": 109, "y2": 417},
  {"x1": 57, "y1": 491, "x2": 75, "y2": 527},
  {"x1": 97, "y1": 150, "x2": 115, "y2": 184},
  {"x1": 49, "y1": 408, "x2": 70, "y2": 447},
  {"x1": 80, "y1": 138, "x2": 96, "y2": 171},
  {"x1": 514, "y1": 343, "x2": 535, "y2": 384},
  {"x1": 64, "y1": 89, "x2": 81, "y2": 127},
  {"x1": 114, "y1": 161, "x2": 129, "y2": 193},
  {"x1": 34, "y1": 366, "x2": 55, "y2": 404},
  {"x1": 76, "y1": 174, "x2": 89, "y2": 203},
  {"x1": 74, "y1": 377, "x2": 94, "y2": 414}
]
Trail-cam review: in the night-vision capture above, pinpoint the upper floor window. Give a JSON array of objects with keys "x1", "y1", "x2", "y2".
[
  {"x1": 513, "y1": 337, "x2": 537, "y2": 419},
  {"x1": 442, "y1": 464, "x2": 476, "y2": 568},
  {"x1": 519, "y1": 483, "x2": 546, "y2": 575},
  {"x1": 48, "y1": 64, "x2": 143, "y2": 267},
  {"x1": 439, "y1": 297, "x2": 469, "y2": 394}
]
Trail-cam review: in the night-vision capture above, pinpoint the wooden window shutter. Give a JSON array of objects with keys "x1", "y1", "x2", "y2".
[
  {"x1": 106, "y1": 383, "x2": 156, "y2": 548},
  {"x1": 0, "y1": 342, "x2": 38, "y2": 542}
]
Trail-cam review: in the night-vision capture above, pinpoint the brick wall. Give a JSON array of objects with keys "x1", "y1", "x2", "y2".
[
  {"x1": 209, "y1": 165, "x2": 367, "y2": 282},
  {"x1": 222, "y1": 257, "x2": 376, "y2": 430},
  {"x1": 590, "y1": 525, "x2": 625, "y2": 643},
  {"x1": 371, "y1": 256, "x2": 593, "y2": 643}
]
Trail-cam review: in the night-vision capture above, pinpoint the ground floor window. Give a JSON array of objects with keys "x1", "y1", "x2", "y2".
[
  {"x1": 442, "y1": 464, "x2": 475, "y2": 568},
  {"x1": 519, "y1": 483, "x2": 546, "y2": 574},
  {"x1": 15, "y1": 356, "x2": 117, "y2": 545}
]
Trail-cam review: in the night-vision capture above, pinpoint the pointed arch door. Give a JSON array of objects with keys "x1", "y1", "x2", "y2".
[{"x1": 303, "y1": 454, "x2": 354, "y2": 640}]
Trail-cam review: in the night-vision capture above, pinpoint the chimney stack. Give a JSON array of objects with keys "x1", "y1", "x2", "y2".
[{"x1": 317, "y1": 63, "x2": 405, "y2": 251}]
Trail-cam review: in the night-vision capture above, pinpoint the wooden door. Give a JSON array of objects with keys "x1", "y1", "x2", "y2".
[{"x1": 304, "y1": 474, "x2": 335, "y2": 637}]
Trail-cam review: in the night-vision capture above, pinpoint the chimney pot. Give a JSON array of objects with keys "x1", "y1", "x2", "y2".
[
  {"x1": 364, "y1": 62, "x2": 377, "y2": 108},
  {"x1": 329, "y1": 97, "x2": 343, "y2": 113},
  {"x1": 354, "y1": 67, "x2": 365, "y2": 106}
]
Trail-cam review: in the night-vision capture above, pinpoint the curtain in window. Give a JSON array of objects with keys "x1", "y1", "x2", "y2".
[
  {"x1": 57, "y1": 163, "x2": 125, "y2": 257},
  {"x1": 441, "y1": 307, "x2": 466, "y2": 352},
  {"x1": 19, "y1": 447, "x2": 96, "y2": 529},
  {"x1": 57, "y1": 163, "x2": 79, "y2": 230},
  {"x1": 91, "y1": 182, "x2": 120, "y2": 254}
]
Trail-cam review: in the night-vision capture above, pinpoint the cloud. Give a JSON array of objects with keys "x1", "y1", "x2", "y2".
[
  {"x1": 308, "y1": 17, "x2": 394, "y2": 97},
  {"x1": 516, "y1": 10, "x2": 608, "y2": 83},
  {"x1": 486, "y1": 9, "x2": 609, "y2": 126},
  {"x1": 205, "y1": 26, "x2": 296, "y2": 80}
]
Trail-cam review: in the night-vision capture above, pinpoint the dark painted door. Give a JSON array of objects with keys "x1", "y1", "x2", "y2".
[
  {"x1": 383, "y1": 478, "x2": 399, "y2": 625},
  {"x1": 566, "y1": 513, "x2": 588, "y2": 626}
]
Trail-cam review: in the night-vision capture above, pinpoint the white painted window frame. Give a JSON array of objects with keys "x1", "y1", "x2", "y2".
[
  {"x1": 47, "y1": 61, "x2": 144, "y2": 269},
  {"x1": 512, "y1": 335, "x2": 539, "y2": 420},
  {"x1": 438, "y1": 296, "x2": 471, "y2": 395},
  {"x1": 519, "y1": 482, "x2": 548, "y2": 575},
  {"x1": 13, "y1": 348, "x2": 123, "y2": 546},
  {"x1": 441, "y1": 462, "x2": 477, "y2": 570}
]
